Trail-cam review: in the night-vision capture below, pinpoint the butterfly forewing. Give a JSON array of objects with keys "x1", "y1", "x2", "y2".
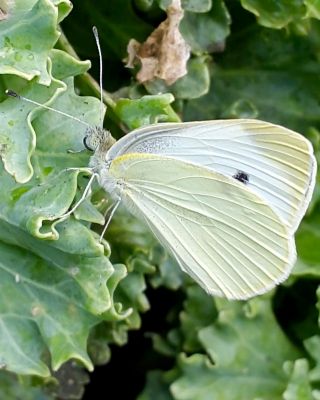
[
  {"x1": 108, "y1": 153, "x2": 296, "y2": 300},
  {"x1": 107, "y1": 120, "x2": 316, "y2": 232}
]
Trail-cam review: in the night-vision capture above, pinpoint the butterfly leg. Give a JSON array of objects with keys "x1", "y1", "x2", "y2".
[
  {"x1": 99, "y1": 197, "x2": 121, "y2": 242},
  {"x1": 58, "y1": 170, "x2": 98, "y2": 221}
]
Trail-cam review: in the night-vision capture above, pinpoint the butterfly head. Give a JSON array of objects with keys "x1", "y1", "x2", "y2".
[
  {"x1": 83, "y1": 126, "x2": 116, "y2": 153},
  {"x1": 85, "y1": 125, "x2": 116, "y2": 175}
]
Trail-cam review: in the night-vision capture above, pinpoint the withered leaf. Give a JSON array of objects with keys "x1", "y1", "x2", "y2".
[
  {"x1": 126, "y1": 0, "x2": 190, "y2": 85},
  {"x1": 0, "y1": 0, "x2": 13, "y2": 20}
]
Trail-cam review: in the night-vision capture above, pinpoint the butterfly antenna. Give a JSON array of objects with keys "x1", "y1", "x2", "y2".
[
  {"x1": 92, "y1": 26, "x2": 104, "y2": 128},
  {"x1": 5, "y1": 89, "x2": 91, "y2": 128}
]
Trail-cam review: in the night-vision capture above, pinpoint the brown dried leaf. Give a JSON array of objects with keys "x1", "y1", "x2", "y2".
[
  {"x1": 126, "y1": 38, "x2": 141, "y2": 69},
  {"x1": 0, "y1": 0, "x2": 13, "y2": 20},
  {"x1": 126, "y1": 0, "x2": 190, "y2": 85}
]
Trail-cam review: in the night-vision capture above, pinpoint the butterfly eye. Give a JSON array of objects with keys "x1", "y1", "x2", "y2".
[{"x1": 83, "y1": 136, "x2": 94, "y2": 151}]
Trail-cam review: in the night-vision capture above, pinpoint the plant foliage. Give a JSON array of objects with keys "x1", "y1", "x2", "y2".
[{"x1": 0, "y1": 0, "x2": 319, "y2": 398}]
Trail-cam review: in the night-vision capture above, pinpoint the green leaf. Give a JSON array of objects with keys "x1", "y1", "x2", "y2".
[
  {"x1": 0, "y1": 75, "x2": 64, "y2": 183},
  {"x1": 283, "y1": 359, "x2": 313, "y2": 400},
  {"x1": 180, "y1": 0, "x2": 231, "y2": 54},
  {"x1": 53, "y1": 0, "x2": 73, "y2": 23},
  {"x1": 302, "y1": 289, "x2": 320, "y2": 395},
  {"x1": 180, "y1": 286, "x2": 217, "y2": 353},
  {"x1": 138, "y1": 370, "x2": 174, "y2": 400},
  {"x1": 33, "y1": 78, "x2": 102, "y2": 156},
  {"x1": 107, "y1": 207, "x2": 156, "y2": 259},
  {"x1": 183, "y1": 0, "x2": 212, "y2": 13},
  {"x1": 304, "y1": 335, "x2": 320, "y2": 382},
  {"x1": 50, "y1": 49, "x2": 91, "y2": 80},
  {"x1": 0, "y1": 0, "x2": 60, "y2": 84},
  {"x1": 240, "y1": 0, "x2": 306, "y2": 29},
  {"x1": 145, "y1": 57, "x2": 210, "y2": 100},
  {"x1": 134, "y1": 0, "x2": 155, "y2": 12},
  {"x1": 0, "y1": 203, "x2": 131, "y2": 375},
  {"x1": 295, "y1": 213, "x2": 320, "y2": 266},
  {"x1": 149, "y1": 245, "x2": 186, "y2": 291},
  {"x1": 0, "y1": 51, "x2": 92, "y2": 183},
  {"x1": 304, "y1": 0, "x2": 320, "y2": 18},
  {"x1": 158, "y1": 0, "x2": 212, "y2": 13},
  {"x1": 184, "y1": 22, "x2": 320, "y2": 134},
  {"x1": 63, "y1": 0, "x2": 153, "y2": 61},
  {"x1": 171, "y1": 297, "x2": 301, "y2": 399},
  {"x1": 150, "y1": 330, "x2": 182, "y2": 358},
  {"x1": 0, "y1": 371, "x2": 54, "y2": 400},
  {"x1": 1, "y1": 0, "x2": 320, "y2": 396},
  {"x1": 107, "y1": 208, "x2": 157, "y2": 329},
  {"x1": 0, "y1": 160, "x2": 126, "y2": 315},
  {"x1": 10, "y1": 169, "x2": 88, "y2": 239},
  {"x1": 0, "y1": 240, "x2": 97, "y2": 376},
  {"x1": 114, "y1": 94, "x2": 179, "y2": 130},
  {"x1": 0, "y1": 24, "x2": 135, "y2": 377}
]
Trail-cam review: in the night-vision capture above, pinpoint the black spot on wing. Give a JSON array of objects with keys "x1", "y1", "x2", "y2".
[{"x1": 233, "y1": 170, "x2": 249, "y2": 185}]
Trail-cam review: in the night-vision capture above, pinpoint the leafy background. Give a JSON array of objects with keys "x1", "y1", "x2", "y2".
[{"x1": 0, "y1": 0, "x2": 319, "y2": 398}]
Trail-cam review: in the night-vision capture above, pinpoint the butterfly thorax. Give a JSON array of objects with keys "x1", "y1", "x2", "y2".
[{"x1": 85, "y1": 126, "x2": 119, "y2": 195}]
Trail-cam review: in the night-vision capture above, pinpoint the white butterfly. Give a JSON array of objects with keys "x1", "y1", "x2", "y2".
[
  {"x1": 6, "y1": 28, "x2": 317, "y2": 300},
  {"x1": 82, "y1": 119, "x2": 316, "y2": 300}
]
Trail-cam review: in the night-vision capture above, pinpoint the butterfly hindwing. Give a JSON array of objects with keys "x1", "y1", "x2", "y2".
[{"x1": 108, "y1": 153, "x2": 296, "y2": 300}]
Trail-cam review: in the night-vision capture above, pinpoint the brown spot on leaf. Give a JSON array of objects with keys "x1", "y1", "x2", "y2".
[{"x1": 126, "y1": 0, "x2": 190, "y2": 85}]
